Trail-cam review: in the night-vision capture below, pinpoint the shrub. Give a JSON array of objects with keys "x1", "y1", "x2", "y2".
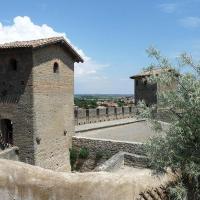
[
  {"x1": 79, "y1": 147, "x2": 89, "y2": 159},
  {"x1": 138, "y1": 47, "x2": 200, "y2": 199},
  {"x1": 69, "y1": 148, "x2": 78, "y2": 169}
]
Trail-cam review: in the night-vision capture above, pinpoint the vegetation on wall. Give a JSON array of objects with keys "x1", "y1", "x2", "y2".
[
  {"x1": 69, "y1": 147, "x2": 89, "y2": 171},
  {"x1": 115, "y1": 100, "x2": 125, "y2": 107},
  {"x1": 138, "y1": 47, "x2": 200, "y2": 200}
]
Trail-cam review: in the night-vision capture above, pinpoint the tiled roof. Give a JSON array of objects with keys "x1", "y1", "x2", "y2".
[
  {"x1": 0, "y1": 37, "x2": 84, "y2": 63},
  {"x1": 130, "y1": 68, "x2": 172, "y2": 79}
]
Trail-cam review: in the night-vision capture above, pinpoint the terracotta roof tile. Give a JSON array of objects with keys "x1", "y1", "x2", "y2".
[
  {"x1": 130, "y1": 68, "x2": 172, "y2": 79},
  {"x1": 0, "y1": 37, "x2": 84, "y2": 63}
]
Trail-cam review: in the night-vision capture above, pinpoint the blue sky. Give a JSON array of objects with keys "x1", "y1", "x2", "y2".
[{"x1": 0, "y1": 0, "x2": 200, "y2": 94}]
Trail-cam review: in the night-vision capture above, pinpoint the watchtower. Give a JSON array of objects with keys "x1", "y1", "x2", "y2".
[
  {"x1": 130, "y1": 68, "x2": 175, "y2": 106},
  {"x1": 0, "y1": 37, "x2": 83, "y2": 171}
]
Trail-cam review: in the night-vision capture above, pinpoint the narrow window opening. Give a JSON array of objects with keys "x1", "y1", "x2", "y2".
[
  {"x1": 10, "y1": 59, "x2": 18, "y2": 71},
  {"x1": 53, "y1": 62, "x2": 59, "y2": 73},
  {"x1": 136, "y1": 80, "x2": 139, "y2": 86},
  {"x1": 1, "y1": 90, "x2": 7, "y2": 96}
]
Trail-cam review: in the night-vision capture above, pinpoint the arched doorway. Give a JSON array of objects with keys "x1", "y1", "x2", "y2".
[{"x1": 0, "y1": 119, "x2": 13, "y2": 149}]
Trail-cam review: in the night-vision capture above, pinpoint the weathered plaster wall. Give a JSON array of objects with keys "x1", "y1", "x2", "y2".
[{"x1": 0, "y1": 159, "x2": 174, "y2": 200}]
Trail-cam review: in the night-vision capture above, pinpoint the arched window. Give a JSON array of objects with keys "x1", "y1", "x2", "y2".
[
  {"x1": 10, "y1": 59, "x2": 18, "y2": 71},
  {"x1": 53, "y1": 62, "x2": 59, "y2": 73}
]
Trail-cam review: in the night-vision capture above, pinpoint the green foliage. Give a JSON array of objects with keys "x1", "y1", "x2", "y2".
[
  {"x1": 74, "y1": 98, "x2": 97, "y2": 109},
  {"x1": 116, "y1": 100, "x2": 125, "y2": 107},
  {"x1": 138, "y1": 47, "x2": 200, "y2": 199},
  {"x1": 69, "y1": 147, "x2": 90, "y2": 171},
  {"x1": 79, "y1": 147, "x2": 89, "y2": 159},
  {"x1": 168, "y1": 182, "x2": 187, "y2": 200},
  {"x1": 69, "y1": 148, "x2": 78, "y2": 169}
]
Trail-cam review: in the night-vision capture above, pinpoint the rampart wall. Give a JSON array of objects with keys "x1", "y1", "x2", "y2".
[
  {"x1": 0, "y1": 159, "x2": 173, "y2": 200},
  {"x1": 72, "y1": 136, "x2": 145, "y2": 157},
  {"x1": 74, "y1": 106, "x2": 136, "y2": 125}
]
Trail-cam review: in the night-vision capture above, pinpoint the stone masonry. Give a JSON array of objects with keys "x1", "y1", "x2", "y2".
[
  {"x1": 130, "y1": 68, "x2": 177, "y2": 106},
  {"x1": 74, "y1": 106, "x2": 136, "y2": 125},
  {"x1": 72, "y1": 136, "x2": 145, "y2": 157},
  {"x1": 0, "y1": 37, "x2": 83, "y2": 171}
]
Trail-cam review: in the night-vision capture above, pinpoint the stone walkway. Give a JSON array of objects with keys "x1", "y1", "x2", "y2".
[
  {"x1": 75, "y1": 118, "x2": 142, "y2": 133},
  {"x1": 75, "y1": 119, "x2": 168, "y2": 143}
]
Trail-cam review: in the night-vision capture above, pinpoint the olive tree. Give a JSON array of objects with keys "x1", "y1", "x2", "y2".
[{"x1": 138, "y1": 47, "x2": 200, "y2": 200}]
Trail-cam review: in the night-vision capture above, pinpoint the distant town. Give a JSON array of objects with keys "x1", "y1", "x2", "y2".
[{"x1": 74, "y1": 94, "x2": 134, "y2": 109}]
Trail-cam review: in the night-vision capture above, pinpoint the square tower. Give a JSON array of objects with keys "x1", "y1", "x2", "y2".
[
  {"x1": 0, "y1": 37, "x2": 83, "y2": 171},
  {"x1": 130, "y1": 68, "x2": 175, "y2": 106}
]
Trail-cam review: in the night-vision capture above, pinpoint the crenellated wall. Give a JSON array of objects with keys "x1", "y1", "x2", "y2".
[{"x1": 74, "y1": 106, "x2": 136, "y2": 125}]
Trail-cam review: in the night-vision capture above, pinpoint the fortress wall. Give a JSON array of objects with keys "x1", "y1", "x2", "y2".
[
  {"x1": 116, "y1": 107, "x2": 123, "y2": 119},
  {"x1": 76, "y1": 109, "x2": 87, "y2": 125},
  {"x1": 74, "y1": 109, "x2": 78, "y2": 125},
  {"x1": 107, "y1": 107, "x2": 116, "y2": 120},
  {"x1": 72, "y1": 136, "x2": 145, "y2": 157},
  {"x1": 123, "y1": 106, "x2": 130, "y2": 118},
  {"x1": 130, "y1": 106, "x2": 137, "y2": 117},
  {"x1": 98, "y1": 108, "x2": 107, "y2": 122},
  {"x1": 88, "y1": 109, "x2": 98, "y2": 124},
  {"x1": 0, "y1": 159, "x2": 173, "y2": 200},
  {"x1": 74, "y1": 106, "x2": 136, "y2": 125}
]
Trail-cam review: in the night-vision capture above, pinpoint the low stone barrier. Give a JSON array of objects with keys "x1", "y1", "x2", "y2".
[
  {"x1": 0, "y1": 159, "x2": 174, "y2": 200},
  {"x1": 0, "y1": 146, "x2": 19, "y2": 161},
  {"x1": 124, "y1": 153, "x2": 148, "y2": 168},
  {"x1": 95, "y1": 152, "x2": 148, "y2": 172},
  {"x1": 72, "y1": 136, "x2": 145, "y2": 157},
  {"x1": 94, "y1": 152, "x2": 124, "y2": 172}
]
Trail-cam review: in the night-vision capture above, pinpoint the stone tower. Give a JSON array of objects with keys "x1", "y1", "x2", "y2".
[
  {"x1": 0, "y1": 37, "x2": 83, "y2": 171},
  {"x1": 130, "y1": 68, "x2": 175, "y2": 106}
]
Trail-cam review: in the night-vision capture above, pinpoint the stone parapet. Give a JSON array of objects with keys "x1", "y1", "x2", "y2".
[{"x1": 74, "y1": 106, "x2": 136, "y2": 125}]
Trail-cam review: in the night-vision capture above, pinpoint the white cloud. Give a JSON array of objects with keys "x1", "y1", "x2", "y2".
[
  {"x1": 179, "y1": 17, "x2": 200, "y2": 28},
  {"x1": 159, "y1": 3, "x2": 177, "y2": 13},
  {"x1": 0, "y1": 16, "x2": 108, "y2": 80}
]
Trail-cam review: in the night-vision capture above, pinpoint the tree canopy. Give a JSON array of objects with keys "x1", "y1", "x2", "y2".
[{"x1": 138, "y1": 47, "x2": 200, "y2": 200}]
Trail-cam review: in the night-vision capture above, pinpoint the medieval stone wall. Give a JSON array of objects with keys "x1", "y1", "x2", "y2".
[
  {"x1": 0, "y1": 48, "x2": 35, "y2": 165},
  {"x1": 134, "y1": 79, "x2": 157, "y2": 106},
  {"x1": 72, "y1": 136, "x2": 145, "y2": 157},
  {"x1": 74, "y1": 106, "x2": 136, "y2": 126},
  {"x1": 32, "y1": 45, "x2": 74, "y2": 171},
  {"x1": 0, "y1": 159, "x2": 173, "y2": 200}
]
